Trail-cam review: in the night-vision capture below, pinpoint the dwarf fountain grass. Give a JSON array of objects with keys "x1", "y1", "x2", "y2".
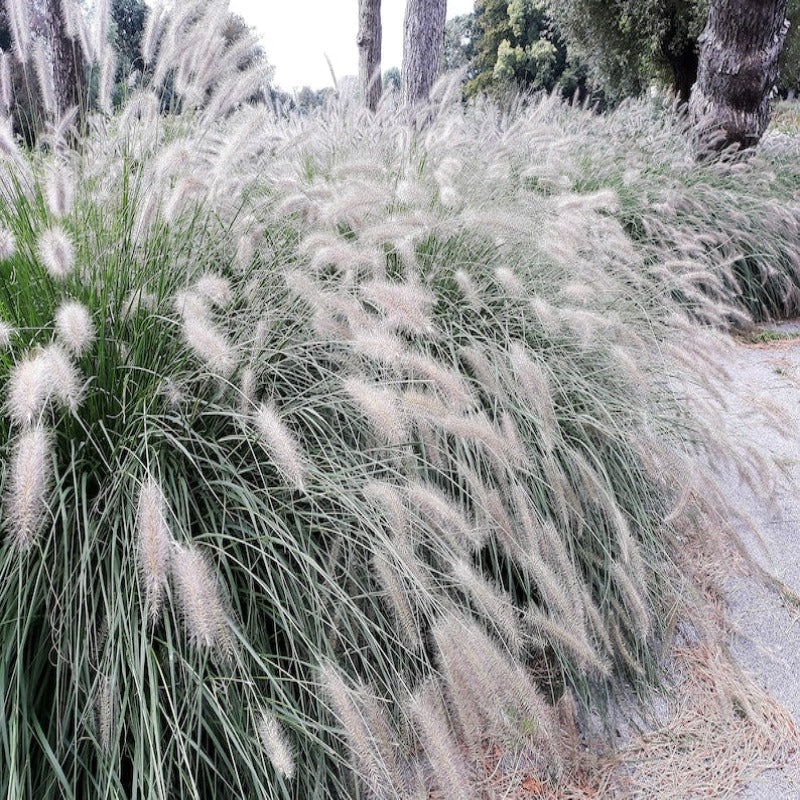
[{"x1": 0, "y1": 4, "x2": 793, "y2": 795}]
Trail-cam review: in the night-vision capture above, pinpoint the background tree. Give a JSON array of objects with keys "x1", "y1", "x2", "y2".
[
  {"x1": 690, "y1": 0, "x2": 789, "y2": 153},
  {"x1": 779, "y1": 0, "x2": 800, "y2": 97},
  {"x1": 548, "y1": 0, "x2": 708, "y2": 101},
  {"x1": 441, "y1": 12, "x2": 475, "y2": 74},
  {"x1": 383, "y1": 65, "x2": 401, "y2": 91},
  {"x1": 402, "y1": 0, "x2": 446, "y2": 104},
  {"x1": 464, "y1": 0, "x2": 590, "y2": 100},
  {"x1": 111, "y1": 0, "x2": 146, "y2": 87},
  {"x1": 358, "y1": 0, "x2": 382, "y2": 111}
]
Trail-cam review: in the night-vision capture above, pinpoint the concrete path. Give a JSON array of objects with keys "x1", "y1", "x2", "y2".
[{"x1": 713, "y1": 327, "x2": 800, "y2": 798}]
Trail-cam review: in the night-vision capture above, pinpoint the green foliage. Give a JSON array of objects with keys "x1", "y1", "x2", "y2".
[
  {"x1": 442, "y1": 13, "x2": 476, "y2": 74},
  {"x1": 465, "y1": 0, "x2": 590, "y2": 100},
  {"x1": 111, "y1": 0, "x2": 147, "y2": 80},
  {"x1": 383, "y1": 66, "x2": 401, "y2": 92},
  {"x1": 547, "y1": 0, "x2": 709, "y2": 100},
  {"x1": 2, "y1": 2, "x2": 797, "y2": 798}
]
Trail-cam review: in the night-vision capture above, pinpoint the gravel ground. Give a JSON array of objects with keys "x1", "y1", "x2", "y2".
[{"x1": 712, "y1": 327, "x2": 800, "y2": 798}]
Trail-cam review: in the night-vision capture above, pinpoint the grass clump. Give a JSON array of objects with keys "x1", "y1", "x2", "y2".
[{"x1": 0, "y1": 2, "x2": 788, "y2": 797}]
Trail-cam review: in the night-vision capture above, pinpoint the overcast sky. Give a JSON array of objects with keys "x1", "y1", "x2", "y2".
[{"x1": 227, "y1": 1, "x2": 475, "y2": 91}]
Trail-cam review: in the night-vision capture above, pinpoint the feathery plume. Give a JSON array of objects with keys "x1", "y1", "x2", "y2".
[
  {"x1": 458, "y1": 345, "x2": 501, "y2": 396},
  {"x1": 408, "y1": 682, "x2": 472, "y2": 800},
  {"x1": 433, "y1": 615, "x2": 562, "y2": 774},
  {"x1": 403, "y1": 352, "x2": 473, "y2": 410},
  {"x1": 141, "y1": 2, "x2": 167, "y2": 64},
  {"x1": 44, "y1": 344, "x2": 82, "y2": 413},
  {"x1": 350, "y1": 328, "x2": 407, "y2": 363},
  {"x1": 361, "y1": 280, "x2": 435, "y2": 334},
  {"x1": 38, "y1": 226, "x2": 76, "y2": 279},
  {"x1": 0, "y1": 52, "x2": 12, "y2": 113},
  {"x1": 239, "y1": 367, "x2": 256, "y2": 413},
  {"x1": 372, "y1": 547, "x2": 419, "y2": 648},
  {"x1": 407, "y1": 480, "x2": 481, "y2": 551},
  {"x1": 180, "y1": 306, "x2": 236, "y2": 376},
  {"x1": 0, "y1": 319, "x2": 13, "y2": 350},
  {"x1": 526, "y1": 607, "x2": 610, "y2": 676},
  {"x1": 95, "y1": 675, "x2": 115, "y2": 752},
  {"x1": 0, "y1": 227, "x2": 15, "y2": 261},
  {"x1": 45, "y1": 164, "x2": 75, "y2": 218},
  {"x1": 98, "y1": 44, "x2": 116, "y2": 115},
  {"x1": 4, "y1": 427, "x2": 52, "y2": 549},
  {"x1": 508, "y1": 342, "x2": 556, "y2": 449},
  {"x1": 364, "y1": 481, "x2": 408, "y2": 539},
  {"x1": 321, "y1": 664, "x2": 401, "y2": 798},
  {"x1": 453, "y1": 269, "x2": 482, "y2": 310},
  {"x1": 7, "y1": 0, "x2": 30, "y2": 61},
  {"x1": 343, "y1": 377, "x2": 406, "y2": 445},
  {"x1": 451, "y1": 558, "x2": 521, "y2": 651},
  {"x1": 495, "y1": 266, "x2": 526, "y2": 296},
  {"x1": 6, "y1": 345, "x2": 81, "y2": 426},
  {"x1": 194, "y1": 273, "x2": 232, "y2": 308},
  {"x1": 254, "y1": 403, "x2": 307, "y2": 491},
  {"x1": 257, "y1": 711, "x2": 295, "y2": 780},
  {"x1": 54, "y1": 300, "x2": 95, "y2": 356},
  {"x1": 94, "y1": 0, "x2": 110, "y2": 54},
  {"x1": 33, "y1": 41, "x2": 56, "y2": 116},
  {"x1": 136, "y1": 479, "x2": 173, "y2": 622},
  {"x1": 171, "y1": 543, "x2": 232, "y2": 656}
]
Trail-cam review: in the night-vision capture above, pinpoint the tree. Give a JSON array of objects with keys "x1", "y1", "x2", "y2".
[
  {"x1": 358, "y1": 0, "x2": 382, "y2": 111},
  {"x1": 383, "y1": 65, "x2": 401, "y2": 91},
  {"x1": 548, "y1": 0, "x2": 708, "y2": 101},
  {"x1": 778, "y1": 0, "x2": 800, "y2": 96},
  {"x1": 402, "y1": 0, "x2": 446, "y2": 104},
  {"x1": 465, "y1": 0, "x2": 566, "y2": 96},
  {"x1": 442, "y1": 12, "x2": 475, "y2": 75},
  {"x1": 690, "y1": 0, "x2": 789, "y2": 153},
  {"x1": 112, "y1": 0, "x2": 147, "y2": 82}
]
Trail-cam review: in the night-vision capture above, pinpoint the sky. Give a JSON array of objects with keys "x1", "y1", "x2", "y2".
[{"x1": 227, "y1": 1, "x2": 475, "y2": 91}]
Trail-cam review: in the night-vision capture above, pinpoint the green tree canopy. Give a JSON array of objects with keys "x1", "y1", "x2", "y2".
[
  {"x1": 547, "y1": 0, "x2": 709, "y2": 101},
  {"x1": 464, "y1": 0, "x2": 592, "y2": 100}
]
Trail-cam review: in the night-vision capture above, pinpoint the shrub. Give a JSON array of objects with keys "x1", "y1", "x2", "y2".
[{"x1": 0, "y1": 3, "x2": 781, "y2": 798}]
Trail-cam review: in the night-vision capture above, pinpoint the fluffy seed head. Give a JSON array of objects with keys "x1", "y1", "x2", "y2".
[
  {"x1": 0, "y1": 320, "x2": 13, "y2": 350},
  {"x1": 4, "y1": 427, "x2": 52, "y2": 549},
  {"x1": 33, "y1": 41, "x2": 56, "y2": 115},
  {"x1": 136, "y1": 479, "x2": 173, "y2": 622},
  {"x1": 343, "y1": 377, "x2": 406, "y2": 445},
  {"x1": 194, "y1": 273, "x2": 232, "y2": 308},
  {"x1": 55, "y1": 301, "x2": 95, "y2": 356},
  {"x1": 6, "y1": 345, "x2": 82, "y2": 426},
  {"x1": 181, "y1": 309, "x2": 236, "y2": 376},
  {"x1": 171, "y1": 543, "x2": 232, "y2": 655},
  {"x1": 257, "y1": 711, "x2": 295, "y2": 780},
  {"x1": 0, "y1": 227, "x2": 16, "y2": 260},
  {"x1": 254, "y1": 403, "x2": 307, "y2": 491},
  {"x1": 38, "y1": 226, "x2": 76, "y2": 279},
  {"x1": 361, "y1": 280, "x2": 435, "y2": 334},
  {"x1": 45, "y1": 165, "x2": 75, "y2": 218}
]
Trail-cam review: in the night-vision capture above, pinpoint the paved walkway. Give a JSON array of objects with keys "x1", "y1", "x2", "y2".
[{"x1": 714, "y1": 327, "x2": 800, "y2": 798}]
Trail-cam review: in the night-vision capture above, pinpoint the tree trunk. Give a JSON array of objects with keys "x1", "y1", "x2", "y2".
[
  {"x1": 668, "y1": 45, "x2": 699, "y2": 104},
  {"x1": 690, "y1": 0, "x2": 789, "y2": 155},
  {"x1": 32, "y1": 0, "x2": 87, "y2": 118},
  {"x1": 48, "y1": 0, "x2": 86, "y2": 116},
  {"x1": 358, "y1": 0, "x2": 382, "y2": 111},
  {"x1": 402, "y1": 0, "x2": 446, "y2": 105}
]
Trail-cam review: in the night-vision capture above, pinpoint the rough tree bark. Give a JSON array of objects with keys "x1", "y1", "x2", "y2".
[
  {"x1": 45, "y1": 0, "x2": 86, "y2": 116},
  {"x1": 358, "y1": 0, "x2": 382, "y2": 111},
  {"x1": 690, "y1": 0, "x2": 789, "y2": 154},
  {"x1": 401, "y1": 0, "x2": 446, "y2": 105}
]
